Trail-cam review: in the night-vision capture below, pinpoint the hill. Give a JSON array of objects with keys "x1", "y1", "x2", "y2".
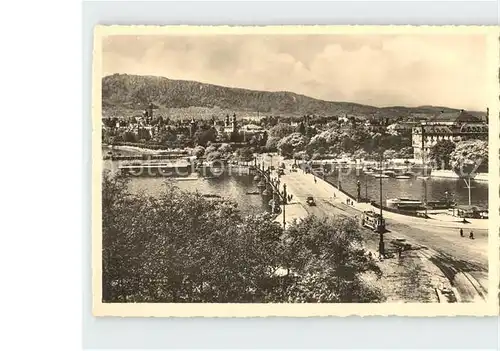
[{"x1": 102, "y1": 74, "x2": 485, "y2": 121}]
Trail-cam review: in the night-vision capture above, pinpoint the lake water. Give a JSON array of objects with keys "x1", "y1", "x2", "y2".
[
  {"x1": 102, "y1": 161, "x2": 271, "y2": 215},
  {"x1": 324, "y1": 168, "x2": 488, "y2": 208},
  {"x1": 102, "y1": 146, "x2": 488, "y2": 213}
]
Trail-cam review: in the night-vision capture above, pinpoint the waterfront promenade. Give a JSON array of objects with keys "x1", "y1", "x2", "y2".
[{"x1": 260, "y1": 154, "x2": 488, "y2": 303}]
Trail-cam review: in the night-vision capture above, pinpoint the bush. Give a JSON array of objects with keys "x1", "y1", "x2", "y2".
[{"x1": 102, "y1": 172, "x2": 385, "y2": 303}]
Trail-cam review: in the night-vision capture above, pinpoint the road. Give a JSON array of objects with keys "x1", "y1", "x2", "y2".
[{"x1": 276, "y1": 165, "x2": 489, "y2": 302}]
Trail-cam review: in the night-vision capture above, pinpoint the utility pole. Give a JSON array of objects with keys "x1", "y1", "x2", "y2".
[
  {"x1": 464, "y1": 177, "x2": 472, "y2": 206},
  {"x1": 379, "y1": 155, "x2": 383, "y2": 219},
  {"x1": 282, "y1": 183, "x2": 287, "y2": 230},
  {"x1": 424, "y1": 178, "x2": 428, "y2": 217},
  {"x1": 421, "y1": 123, "x2": 428, "y2": 217},
  {"x1": 378, "y1": 153, "x2": 384, "y2": 257},
  {"x1": 365, "y1": 176, "x2": 368, "y2": 201}
]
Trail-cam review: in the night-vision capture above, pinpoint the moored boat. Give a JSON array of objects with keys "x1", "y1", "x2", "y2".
[{"x1": 386, "y1": 198, "x2": 423, "y2": 210}]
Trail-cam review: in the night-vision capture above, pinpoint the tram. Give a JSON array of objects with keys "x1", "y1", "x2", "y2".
[{"x1": 361, "y1": 210, "x2": 386, "y2": 232}]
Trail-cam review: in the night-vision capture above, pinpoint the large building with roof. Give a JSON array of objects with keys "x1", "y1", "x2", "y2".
[{"x1": 411, "y1": 109, "x2": 488, "y2": 161}]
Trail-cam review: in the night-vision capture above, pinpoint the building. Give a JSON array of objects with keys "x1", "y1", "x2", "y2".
[
  {"x1": 364, "y1": 118, "x2": 388, "y2": 133},
  {"x1": 387, "y1": 122, "x2": 419, "y2": 136},
  {"x1": 222, "y1": 113, "x2": 238, "y2": 135},
  {"x1": 411, "y1": 109, "x2": 488, "y2": 161},
  {"x1": 239, "y1": 123, "x2": 266, "y2": 142}
]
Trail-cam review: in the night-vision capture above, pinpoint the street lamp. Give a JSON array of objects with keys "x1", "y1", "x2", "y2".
[
  {"x1": 281, "y1": 183, "x2": 287, "y2": 230},
  {"x1": 463, "y1": 176, "x2": 472, "y2": 206},
  {"x1": 378, "y1": 153, "x2": 385, "y2": 257},
  {"x1": 365, "y1": 175, "x2": 368, "y2": 201},
  {"x1": 421, "y1": 176, "x2": 428, "y2": 217}
]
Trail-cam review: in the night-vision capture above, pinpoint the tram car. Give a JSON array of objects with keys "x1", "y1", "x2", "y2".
[{"x1": 361, "y1": 210, "x2": 386, "y2": 232}]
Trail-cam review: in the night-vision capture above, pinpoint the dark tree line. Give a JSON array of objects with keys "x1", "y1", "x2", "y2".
[{"x1": 102, "y1": 172, "x2": 384, "y2": 303}]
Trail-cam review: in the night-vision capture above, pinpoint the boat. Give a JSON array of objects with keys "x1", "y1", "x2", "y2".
[
  {"x1": 246, "y1": 190, "x2": 261, "y2": 195},
  {"x1": 383, "y1": 170, "x2": 397, "y2": 177},
  {"x1": 386, "y1": 198, "x2": 423, "y2": 210},
  {"x1": 202, "y1": 194, "x2": 222, "y2": 199},
  {"x1": 172, "y1": 177, "x2": 199, "y2": 181},
  {"x1": 395, "y1": 175, "x2": 411, "y2": 180},
  {"x1": 372, "y1": 174, "x2": 389, "y2": 178},
  {"x1": 426, "y1": 200, "x2": 456, "y2": 209}
]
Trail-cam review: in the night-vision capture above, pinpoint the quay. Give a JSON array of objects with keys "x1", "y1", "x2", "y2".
[
  {"x1": 105, "y1": 153, "x2": 189, "y2": 161},
  {"x1": 256, "y1": 154, "x2": 488, "y2": 303},
  {"x1": 119, "y1": 160, "x2": 193, "y2": 177}
]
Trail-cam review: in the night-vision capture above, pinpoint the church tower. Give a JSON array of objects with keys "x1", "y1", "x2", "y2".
[
  {"x1": 189, "y1": 118, "x2": 196, "y2": 137},
  {"x1": 231, "y1": 113, "x2": 237, "y2": 133}
]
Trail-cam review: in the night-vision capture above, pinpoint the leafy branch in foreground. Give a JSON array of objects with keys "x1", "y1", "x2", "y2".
[{"x1": 102, "y1": 171, "x2": 384, "y2": 303}]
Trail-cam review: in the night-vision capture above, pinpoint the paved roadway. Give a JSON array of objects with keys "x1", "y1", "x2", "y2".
[{"x1": 268, "y1": 158, "x2": 489, "y2": 303}]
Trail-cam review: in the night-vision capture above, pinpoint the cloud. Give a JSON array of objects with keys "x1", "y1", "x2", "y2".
[{"x1": 102, "y1": 34, "x2": 488, "y2": 110}]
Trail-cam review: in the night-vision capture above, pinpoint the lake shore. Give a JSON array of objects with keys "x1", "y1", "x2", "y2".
[{"x1": 430, "y1": 169, "x2": 489, "y2": 182}]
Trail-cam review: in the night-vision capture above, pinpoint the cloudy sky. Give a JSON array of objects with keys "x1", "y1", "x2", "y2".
[{"x1": 102, "y1": 34, "x2": 489, "y2": 110}]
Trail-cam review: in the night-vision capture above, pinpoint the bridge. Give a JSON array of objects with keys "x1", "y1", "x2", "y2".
[{"x1": 253, "y1": 162, "x2": 289, "y2": 227}]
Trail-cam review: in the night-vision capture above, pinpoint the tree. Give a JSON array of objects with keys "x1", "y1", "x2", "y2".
[
  {"x1": 429, "y1": 140, "x2": 456, "y2": 170},
  {"x1": 265, "y1": 136, "x2": 280, "y2": 151},
  {"x1": 269, "y1": 123, "x2": 296, "y2": 139},
  {"x1": 218, "y1": 143, "x2": 232, "y2": 154},
  {"x1": 206, "y1": 151, "x2": 222, "y2": 161},
  {"x1": 398, "y1": 146, "x2": 414, "y2": 159},
  {"x1": 194, "y1": 128, "x2": 216, "y2": 146},
  {"x1": 450, "y1": 139, "x2": 488, "y2": 176},
  {"x1": 383, "y1": 149, "x2": 398, "y2": 160},
  {"x1": 237, "y1": 147, "x2": 254, "y2": 162},
  {"x1": 353, "y1": 149, "x2": 368, "y2": 160},
  {"x1": 279, "y1": 216, "x2": 384, "y2": 302},
  {"x1": 278, "y1": 142, "x2": 294, "y2": 159},
  {"x1": 102, "y1": 173, "x2": 386, "y2": 303},
  {"x1": 297, "y1": 122, "x2": 306, "y2": 135},
  {"x1": 192, "y1": 146, "x2": 205, "y2": 159}
]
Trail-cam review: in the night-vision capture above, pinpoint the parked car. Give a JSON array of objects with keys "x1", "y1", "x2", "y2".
[
  {"x1": 306, "y1": 196, "x2": 316, "y2": 206},
  {"x1": 278, "y1": 169, "x2": 285, "y2": 176}
]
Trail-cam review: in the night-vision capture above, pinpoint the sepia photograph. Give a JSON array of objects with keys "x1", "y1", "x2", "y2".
[{"x1": 92, "y1": 25, "x2": 499, "y2": 317}]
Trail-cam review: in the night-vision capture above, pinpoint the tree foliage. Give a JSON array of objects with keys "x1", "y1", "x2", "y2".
[
  {"x1": 102, "y1": 172, "x2": 385, "y2": 303},
  {"x1": 269, "y1": 123, "x2": 297, "y2": 139},
  {"x1": 450, "y1": 139, "x2": 488, "y2": 176},
  {"x1": 429, "y1": 140, "x2": 456, "y2": 170}
]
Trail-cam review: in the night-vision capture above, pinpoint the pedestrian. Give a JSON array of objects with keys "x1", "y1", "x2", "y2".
[
  {"x1": 460, "y1": 228, "x2": 464, "y2": 237},
  {"x1": 398, "y1": 246, "x2": 402, "y2": 258},
  {"x1": 469, "y1": 231, "x2": 474, "y2": 240},
  {"x1": 314, "y1": 176, "x2": 317, "y2": 184}
]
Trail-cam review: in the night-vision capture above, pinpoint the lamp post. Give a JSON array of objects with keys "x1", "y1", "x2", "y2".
[
  {"x1": 365, "y1": 176, "x2": 368, "y2": 201},
  {"x1": 421, "y1": 124, "x2": 428, "y2": 217},
  {"x1": 357, "y1": 179, "x2": 361, "y2": 202},
  {"x1": 379, "y1": 155, "x2": 383, "y2": 218},
  {"x1": 282, "y1": 183, "x2": 287, "y2": 230},
  {"x1": 423, "y1": 177, "x2": 428, "y2": 217},
  {"x1": 378, "y1": 153, "x2": 384, "y2": 257},
  {"x1": 463, "y1": 176, "x2": 472, "y2": 206}
]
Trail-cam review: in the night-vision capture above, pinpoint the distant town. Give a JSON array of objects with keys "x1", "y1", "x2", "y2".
[{"x1": 102, "y1": 102, "x2": 488, "y2": 170}]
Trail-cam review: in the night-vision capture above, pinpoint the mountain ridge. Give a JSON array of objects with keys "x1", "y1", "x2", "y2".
[{"x1": 102, "y1": 73, "x2": 486, "y2": 120}]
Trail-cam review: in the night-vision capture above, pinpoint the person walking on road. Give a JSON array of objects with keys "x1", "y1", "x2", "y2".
[
  {"x1": 460, "y1": 228, "x2": 464, "y2": 237},
  {"x1": 314, "y1": 176, "x2": 317, "y2": 184},
  {"x1": 469, "y1": 230, "x2": 474, "y2": 240}
]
